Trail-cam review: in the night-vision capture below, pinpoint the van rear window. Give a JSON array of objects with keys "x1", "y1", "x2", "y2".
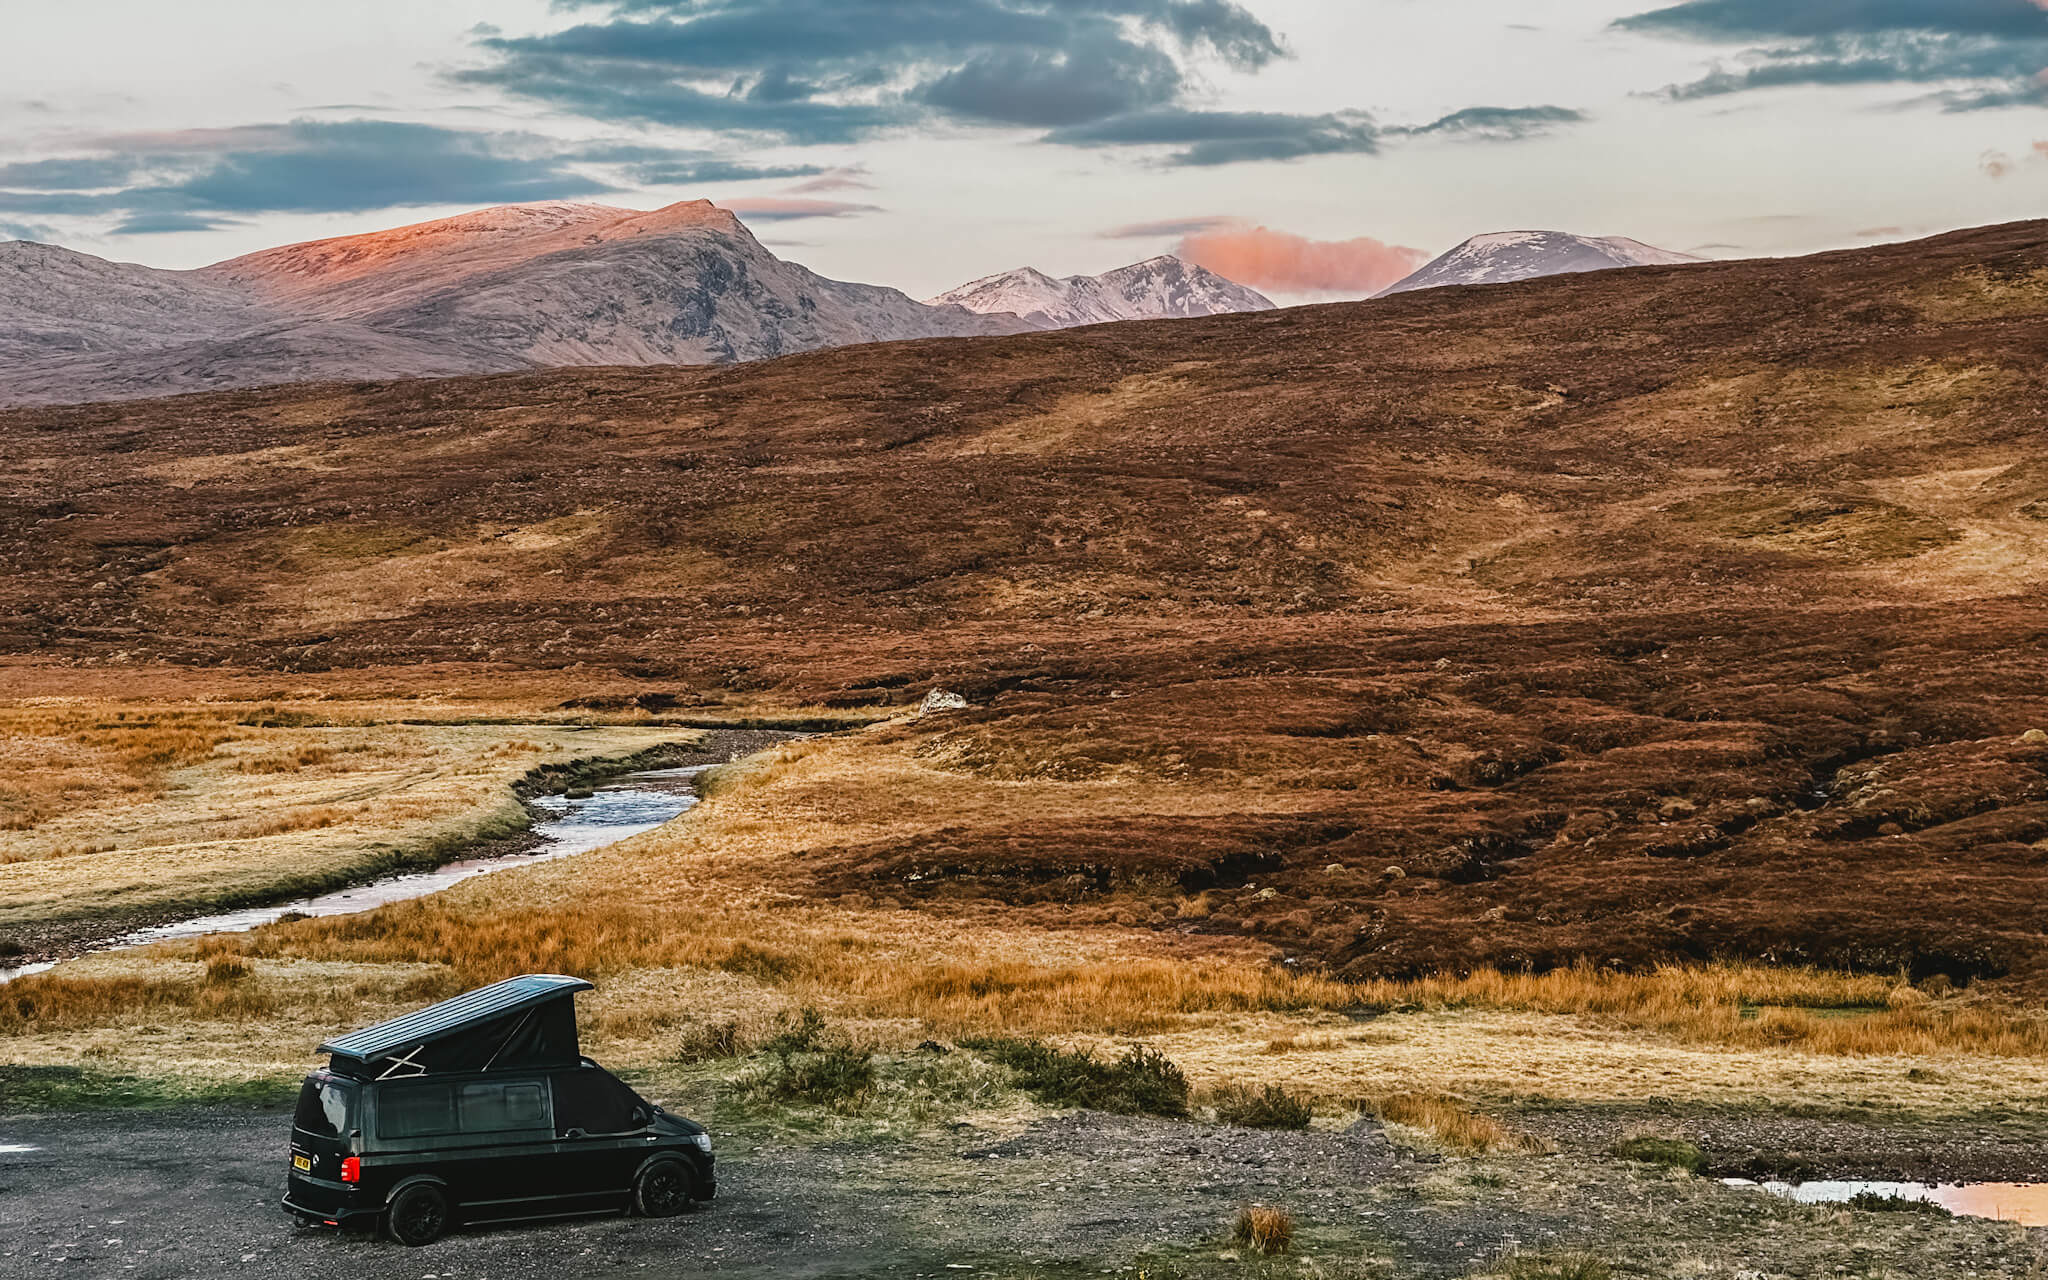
[{"x1": 293, "y1": 1079, "x2": 355, "y2": 1139}]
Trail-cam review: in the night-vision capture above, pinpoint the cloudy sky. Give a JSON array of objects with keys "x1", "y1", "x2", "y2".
[{"x1": 3, "y1": 0, "x2": 2045, "y2": 301}]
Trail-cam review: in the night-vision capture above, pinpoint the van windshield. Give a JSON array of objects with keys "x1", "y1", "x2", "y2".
[{"x1": 293, "y1": 1078, "x2": 355, "y2": 1140}]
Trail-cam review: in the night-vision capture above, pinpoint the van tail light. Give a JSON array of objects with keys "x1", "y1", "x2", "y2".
[{"x1": 340, "y1": 1156, "x2": 361, "y2": 1183}]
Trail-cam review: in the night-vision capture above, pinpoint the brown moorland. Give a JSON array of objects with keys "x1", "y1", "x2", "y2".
[{"x1": 4, "y1": 220, "x2": 2047, "y2": 996}]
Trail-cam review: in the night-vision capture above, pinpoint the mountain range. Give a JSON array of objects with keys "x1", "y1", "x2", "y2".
[
  {"x1": 0, "y1": 201, "x2": 1035, "y2": 406},
  {"x1": 928, "y1": 257, "x2": 1274, "y2": 328},
  {"x1": 0, "y1": 204, "x2": 1703, "y2": 406},
  {"x1": 0, "y1": 203, "x2": 1288, "y2": 407},
  {"x1": 1377, "y1": 231, "x2": 1704, "y2": 296}
]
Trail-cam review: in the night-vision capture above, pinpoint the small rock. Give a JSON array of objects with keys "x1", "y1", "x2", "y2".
[
  {"x1": 1382, "y1": 865, "x2": 1407, "y2": 880},
  {"x1": 916, "y1": 688, "x2": 970, "y2": 717},
  {"x1": 2021, "y1": 729, "x2": 2048, "y2": 745}
]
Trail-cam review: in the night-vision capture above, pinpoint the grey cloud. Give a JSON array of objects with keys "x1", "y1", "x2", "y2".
[
  {"x1": 917, "y1": 41, "x2": 1184, "y2": 126},
  {"x1": 1618, "y1": 1, "x2": 2048, "y2": 41},
  {"x1": 0, "y1": 155, "x2": 144, "y2": 189},
  {"x1": 577, "y1": 146, "x2": 829, "y2": 184},
  {"x1": 1046, "y1": 109, "x2": 1381, "y2": 165},
  {"x1": 1620, "y1": 1, "x2": 2048, "y2": 108},
  {"x1": 460, "y1": 0, "x2": 1286, "y2": 145},
  {"x1": 1100, "y1": 214, "x2": 1239, "y2": 238},
  {"x1": 1652, "y1": 32, "x2": 2048, "y2": 105},
  {"x1": 110, "y1": 213, "x2": 247, "y2": 235},
  {"x1": 0, "y1": 119, "x2": 797, "y2": 231},
  {"x1": 1390, "y1": 105, "x2": 1588, "y2": 141},
  {"x1": 0, "y1": 218, "x2": 62, "y2": 242}
]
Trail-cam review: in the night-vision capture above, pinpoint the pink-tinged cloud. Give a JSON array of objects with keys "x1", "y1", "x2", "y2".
[
  {"x1": 720, "y1": 197, "x2": 881, "y2": 222},
  {"x1": 1982, "y1": 150, "x2": 2015, "y2": 179},
  {"x1": 786, "y1": 167, "x2": 874, "y2": 194},
  {"x1": 1175, "y1": 223, "x2": 1428, "y2": 295},
  {"x1": 1101, "y1": 214, "x2": 1238, "y2": 240}
]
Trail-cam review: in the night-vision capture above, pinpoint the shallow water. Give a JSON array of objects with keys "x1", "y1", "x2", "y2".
[
  {"x1": 0, "y1": 767, "x2": 708, "y2": 983},
  {"x1": 1726, "y1": 1178, "x2": 2048, "y2": 1225}
]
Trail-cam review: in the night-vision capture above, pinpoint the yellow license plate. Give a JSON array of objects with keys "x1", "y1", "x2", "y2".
[{"x1": 293, "y1": 1155, "x2": 312, "y2": 1172}]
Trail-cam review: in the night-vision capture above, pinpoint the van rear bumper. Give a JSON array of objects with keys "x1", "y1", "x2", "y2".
[{"x1": 284, "y1": 1173, "x2": 380, "y2": 1226}]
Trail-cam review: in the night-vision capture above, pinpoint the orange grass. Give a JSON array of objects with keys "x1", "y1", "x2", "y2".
[
  {"x1": 1348, "y1": 963, "x2": 2048, "y2": 1058},
  {"x1": 0, "y1": 706, "x2": 237, "y2": 831},
  {"x1": 10, "y1": 893, "x2": 2031, "y2": 1058},
  {"x1": 1371, "y1": 1092, "x2": 1549, "y2": 1154},
  {"x1": 1232, "y1": 1205, "x2": 1295, "y2": 1256}
]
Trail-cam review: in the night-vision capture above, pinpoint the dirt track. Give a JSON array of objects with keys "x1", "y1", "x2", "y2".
[
  {"x1": 0, "y1": 1104, "x2": 1445, "y2": 1280},
  {"x1": 5, "y1": 1103, "x2": 2045, "y2": 1279}
]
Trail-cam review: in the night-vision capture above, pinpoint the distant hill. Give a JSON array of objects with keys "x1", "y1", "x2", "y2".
[
  {"x1": 5, "y1": 220, "x2": 2047, "y2": 985},
  {"x1": 1376, "y1": 230, "x2": 1704, "y2": 297},
  {"x1": 0, "y1": 201, "x2": 1022, "y2": 405},
  {"x1": 930, "y1": 255, "x2": 1275, "y2": 329}
]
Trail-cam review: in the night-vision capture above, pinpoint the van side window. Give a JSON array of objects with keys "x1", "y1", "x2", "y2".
[
  {"x1": 379, "y1": 1082, "x2": 458, "y2": 1138},
  {"x1": 551, "y1": 1067, "x2": 641, "y2": 1135},
  {"x1": 460, "y1": 1081, "x2": 550, "y2": 1133}
]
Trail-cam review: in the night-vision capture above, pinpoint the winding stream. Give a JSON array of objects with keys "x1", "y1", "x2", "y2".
[{"x1": 0, "y1": 765, "x2": 710, "y2": 984}]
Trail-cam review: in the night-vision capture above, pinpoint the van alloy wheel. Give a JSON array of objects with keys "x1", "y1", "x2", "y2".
[
  {"x1": 634, "y1": 1161, "x2": 690, "y2": 1217},
  {"x1": 387, "y1": 1184, "x2": 451, "y2": 1246}
]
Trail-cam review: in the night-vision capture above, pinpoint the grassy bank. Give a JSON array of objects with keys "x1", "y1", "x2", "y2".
[
  {"x1": 5, "y1": 730, "x2": 2046, "y2": 1123},
  {"x1": 0, "y1": 698, "x2": 703, "y2": 952}
]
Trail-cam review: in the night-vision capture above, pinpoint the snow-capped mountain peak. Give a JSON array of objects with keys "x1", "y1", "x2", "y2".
[
  {"x1": 930, "y1": 255, "x2": 1275, "y2": 330},
  {"x1": 1376, "y1": 231, "x2": 1704, "y2": 297}
]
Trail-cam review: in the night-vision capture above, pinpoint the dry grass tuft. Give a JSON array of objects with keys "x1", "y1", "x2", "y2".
[
  {"x1": 1371, "y1": 1092, "x2": 1549, "y2": 1155},
  {"x1": 1232, "y1": 1205, "x2": 1295, "y2": 1256},
  {"x1": 1210, "y1": 1082, "x2": 1313, "y2": 1130},
  {"x1": 236, "y1": 745, "x2": 336, "y2": 774},
  {"x1": 243, "y1": 806, "x2": 351, "y2": 837}
]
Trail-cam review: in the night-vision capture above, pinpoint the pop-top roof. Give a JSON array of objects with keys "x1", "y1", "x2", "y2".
[{"x1": 319, "y1": 973, "x2": 593, "y2": 1066}]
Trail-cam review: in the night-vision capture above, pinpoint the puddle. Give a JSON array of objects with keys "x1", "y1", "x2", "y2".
[
  {"x1": 0, "y1": 1143, "x2": 41, "y2": 1154},
  {"x1": 1726, "y1": 1178, "x2": 2048, "y2": 1226},
  {"x1": 0, "y1": 767, "x2": 709, "y2": 983}
]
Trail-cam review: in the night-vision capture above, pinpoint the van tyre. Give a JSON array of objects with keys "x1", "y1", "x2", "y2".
[
  {"x1": 633, "y1": 1160, "x2": 692, "y2": 1218},
  {"x1": 386, "y1": 1183, "x2": 451, "y2": 1246}
]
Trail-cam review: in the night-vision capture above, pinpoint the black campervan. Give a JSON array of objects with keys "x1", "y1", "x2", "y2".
[{"x1": 283, "y1": 974, "x2": 713, "y2": 1245}]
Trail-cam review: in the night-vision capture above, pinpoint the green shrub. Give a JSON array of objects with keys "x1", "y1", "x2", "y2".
[
  {"x1": 677, "y1": 1006, "x2": 828, "y2": 1062},
  {"x1": 1212, "y1": 1083, "x2": 1313, "y2": 1130},
  {"x1": 961, "y1": 1037, "x2": 1189, "y2": 1117},
  {"x1": 758, "y1": 1045, "x2": 875, "y2": 1105},
  {"x1": 760, "y1": 1006, "x2": 829, "y2": 1056},
  {"x1": 1609, "y1": 1135, "x2": 1707, "y2": 1175}
]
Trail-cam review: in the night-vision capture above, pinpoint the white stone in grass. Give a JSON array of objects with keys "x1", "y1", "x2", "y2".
[{"x1": 916, "y1": 689, "x2": 970, "y2": 717}]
